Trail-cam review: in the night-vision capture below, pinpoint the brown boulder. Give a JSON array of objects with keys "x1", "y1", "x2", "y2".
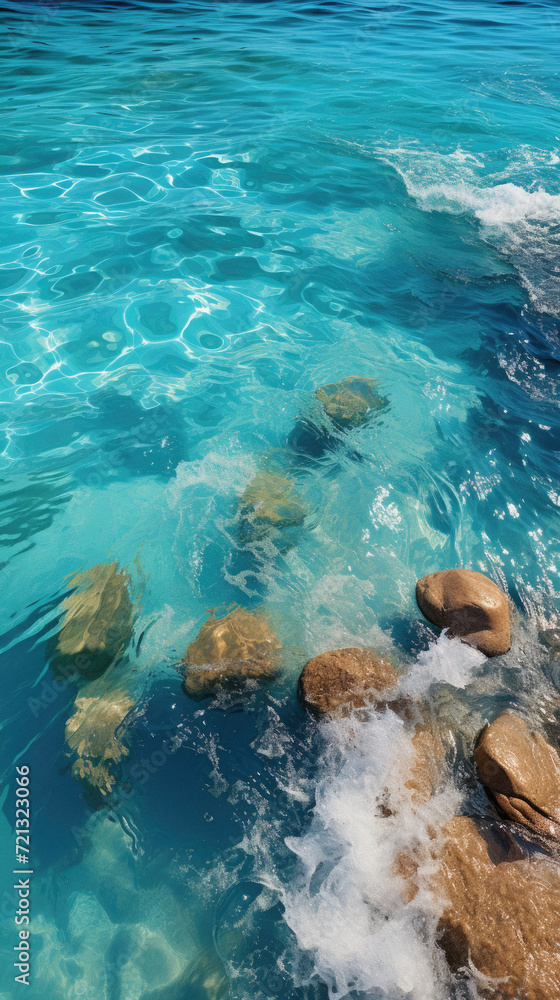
[
  {"x1": 474, "y1": 712, "x2": 560, "y2": 843},
  {"x1": 183, "y1": 607, "x2": 281, "y2": 699},
  {"x1": 297, "y1": 647, "x2": 398, "y2": 717},
  {"x1": 415, "y1": 568, "x2": 510, "y2": 657},
  {"x1": 315, "y1": 376, "x2": 388, "y2": 429},
  {"x1": 429, "y1": 816, "x2": 560, "y2": 999}
]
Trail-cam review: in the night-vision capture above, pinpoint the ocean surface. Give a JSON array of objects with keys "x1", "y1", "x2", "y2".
[{"x1": 1, "y1": 1, "x2": 559, "y2": 997}]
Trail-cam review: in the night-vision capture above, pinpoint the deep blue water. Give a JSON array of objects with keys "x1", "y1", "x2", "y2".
[{"x1": 1, "y1": 1, "x2": 560, "y2": 998}]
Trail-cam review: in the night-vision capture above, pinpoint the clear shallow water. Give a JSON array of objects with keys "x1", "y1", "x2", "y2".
[{"x1": 1, "y1": 0, "x2": 560, "y2": 997}]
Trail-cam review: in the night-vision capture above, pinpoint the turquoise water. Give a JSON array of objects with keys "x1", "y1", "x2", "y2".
[{"x1": 1, "y1": 1, "x2": 560, "y2": 997}]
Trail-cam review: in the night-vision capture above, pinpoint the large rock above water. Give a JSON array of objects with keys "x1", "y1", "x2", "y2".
[
  {"x1": 315, "y1": 376, "x2": 388, "y2": 429},
  {"x1": 237, "y1": 472, "x2": 306, "y2": 544},
  {"x1": 415, "y1": 568, "x2": 510, "y2": 657},
  {"x1": 297, "y1": 647, "x2": 398, "y2": 716},
  {"x1": 474, "y1": 712, "x2": 560, "y2": 843},
  {"x1": 429, "y1": 816, "x2": 560, "y2": 999},
  {"x1": 50, "y1": 561, "x2": 134, "y2": 681},
  {"x1": 182, "y1": 607, "x2": 281, "y2": 699}
]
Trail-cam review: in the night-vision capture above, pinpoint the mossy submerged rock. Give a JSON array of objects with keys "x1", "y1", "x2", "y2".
[
  {"x1": 415, "y1": 568, "x2": 511, "y2": 657},
  {"x1": 297, "y1": 647, "x2": 398, "y2": 716},
  {"x1": 65, "y1": 686, "x2": 134, "y2": 799},
  {"x1": 474, "y1": 712, "x2": 560, "y2": 844},
  {"x1": 315, "y1": 376, "x2": 388, "y2": 429},
  {"x1": 237, "y1": 472, "x2": 306, "y2": 544},
  {"x1": 182, "y1": 607, "x2": 281, "y2": 699},
  {"x1": 50, "y1": 561, "x2": 133, "y2": 681},
  {"x1": 428, "y1": 816, "x2": 560, "y2": 1000}
]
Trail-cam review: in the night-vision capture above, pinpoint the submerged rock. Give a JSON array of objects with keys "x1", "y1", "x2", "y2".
[
  {"x1": 415, "y1": 568, "x2": 510, "y2": 657},
  {"x1": 429, "y1": 816, "x2": 560, "y2": 1000},
  {"x1": 474, "y1": 712, "x2": 560, "y2": 844},
  {"x1": 182, "y1": 607, "x2": 281, "y2": 699},
  {"x1": 140, "y1": 947, "x2": 228, "y2": 1000},
  {"x1": 297, "y1": 647, "x2": 398, "y2": 717},
  {"x1": 50, "y1": 561, "x2": 134, "y2": 680},
  {"x1": 237, "y1": 472, "x2": 306, "y2": 544},
  {"x1": 65, "y1": 686, "x2": 134, "y2": 799},
  {"x1": 183, "y1": 950, "x2": 228, "y2": 1000},
  {"x1": 315, "y1": 376, "x2": 388, "y2": 429}
]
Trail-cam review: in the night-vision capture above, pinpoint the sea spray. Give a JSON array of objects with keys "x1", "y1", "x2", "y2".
[
  {"x1": 379, "y1": 145, "x2": 560, "y2": 316},
  {"x1": 400, "y1": 634, "x2": 485, "y2": 699},
  {"x1": 278, "y1": 635, "x2": 485, "y2": 999}
]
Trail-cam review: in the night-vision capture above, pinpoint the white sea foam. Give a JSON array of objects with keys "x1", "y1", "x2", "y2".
[
  {"x1": 401, "y1": 632, "x2": 485, "y2": 698},
  {"x1": 381, "y1": 145, "x2": 560, "y2": 315},
  {"x1": 397, "y1": 175, "x2": 560, "y2": 227},
  {"x1": 278, "y1": 635, "x2": 485, "y2": 1000},
  {"x1": 166, "y1": 444, "x2": 257, "y2": 510}
]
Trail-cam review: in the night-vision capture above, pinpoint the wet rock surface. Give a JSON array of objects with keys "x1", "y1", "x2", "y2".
[
  {"x1": 315, "y1": 375, "x2": 388, "y2": 429},
  {"x1": 182, "y1": 607, "x2": 281, "y2": 699},
  {"x1": 415, "y1": 568, "x2": 511, "y2": 657},
  {"x1": 297, "y1": 647, "x2": 398, "y2": 716},
  {"x1": 50, "y1": 561, "x2": 134, "y2": 680},
  {"x1": 237, "y1": 472, "x2": 306, "y2": 544},
  {"x1": 66, "y1": 686, "x2": 134, "y2": 799},
  {"x1": 474, "y1": 712, "x2": 560, "y2": 843},
  {"x1": 429, "y1": 816, "x2": 560, "y2": 1000},
  {"x1": 404, "y1": 719, "x2": 446, "y2": 805}
]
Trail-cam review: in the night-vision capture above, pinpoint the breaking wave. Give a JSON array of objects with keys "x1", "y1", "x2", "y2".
[{"x1": 382, "y1": 146, "x2": 560, "y2": 316}]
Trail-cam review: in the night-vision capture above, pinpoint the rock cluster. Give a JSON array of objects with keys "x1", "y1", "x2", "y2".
[
  {"x1": 297, "y1": 646, "x2": 398, "y2": 717},
  {"x1": 415, "y1": 713, "x2": 560, "y2": 997},
  {"x1": 416, "y1": 567, "x2": 510, "y2": 657},
  {"x1": 474, "y1": 712, "x2": 560, "y2": 843},
  {"x1": 179, "y1": 373, "x2": 389, "y2": 701},
  {"x1": 183, "y1": 606, "x2": 281, "y2": 699},
  {"x1": 295, "y1": 609, "x2": 560, "y2": 998},
  {"x1": 45, "y1": 365, "x2": 560, "y2": 997},
  {"x1": 49, "y1": 560, "x2": 136, "y2": 803}
]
